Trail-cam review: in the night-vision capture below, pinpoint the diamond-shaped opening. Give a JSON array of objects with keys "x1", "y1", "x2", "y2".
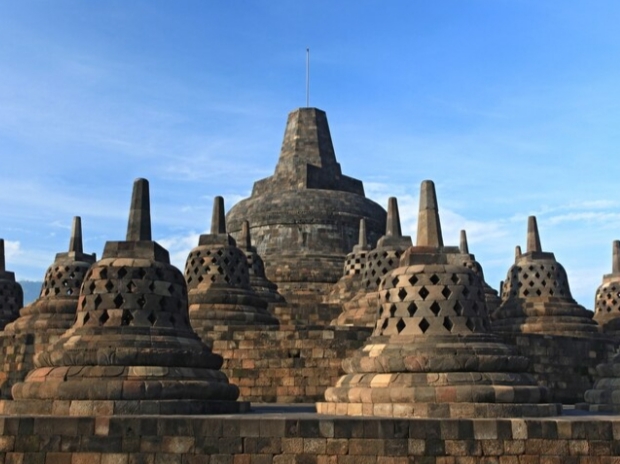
[
  {"x1": 528, "y1": 281, "x2": 534, "y2": 287},
  {"x1": 396, "y1": 318, "x2": 406, "y2": 333},
  {"x1": 523, "y1": 289, "x2": 530, "y2": 296},
  {"x1": 536, "y1": 289, "x2": 542, "y2": 296},
  {"x1": 559, "y1": 289, "x2": 565, "y2": 296},
  {"x1": 430, "y1": 302, "x2": 441, "y2": 316},
  {"x1": 541, "y1": 280, "x2": 547, "y2": 287},
  {"x1": 210, "y1": 275, "x2": 217, "y2": 282},
  {"x1": 100, "y1": 268, "x2": 107, "y2": 279},
  {"x1": 430, "y1": 274, "x2": 440, "y2": 285},
  {"x1": 53, "y1": 288, "x2": 60, "y2": 296},
  {"x1": 113, "y1": 294, "x2": 124, "y2": 308},
  {"x1": 89, "y1": 282, "x2": 96, "y2": 293},
  {"x1": 549, "y1": 288, "x2": 555, "y2": 296},
  {"x1": 397, "y1": 287, "x2": 407, "y2": 301},
  {"x1": 441, "y1": 286, "x2": 452, "y2": 299},
  {"x1": 137, "y1": 297, "x2": 146, "y2": 308},
  {"x1": 523, "y1": 273, "x2": 529, "y2": 279},
  {"x1": 418, "y1": 287, "x2": 429, "y2": 300},
  {"x1": 407, "y1": 302, "x2": 418, "y2": 317},
  {"x1": 105, "y1": 280, "x2": 114, "y2": 292},
  {"x1": 376, "y1": 260, "x2": 382, "y2": 268},
  {"x1": 117, "y1": 267, "x2": 127, "y2": 279},
  {"x1": 82, "y1": 312, "x2": 90, "y2": 324},
  {"x1": 465, "y1": 318, "x2": 475, "y2": 331},
  {"x1": 387, "y1": 258, "x2": 394, "y2": 266},
  {"x1": 391, "y1": 276, "x2": 399, "y2": 287},
  {"x1": 381, "y1": 318, "x2": 389, "y2": 330},
  {"x1": 127, "y1": 281, "x2": 137, "y2": 293},
  {"x1": 137, "y1": 268, "x2": 147, "y2": 279},
  {"x1": 551, "y1": 265, "x2": 555, "y2": 271},
  {"x1": 371, "y1": 269, "x2": 377, "y2": 277},
  {"x1": 99, "y1": 310, "x2": 110, "y2": 325},
  {"x1": 147, "y1": 311, "x2": 157, "y2": 325},
  {"x1": 223, "y1": 257, "x2": 230, "y2": 265},
  {"x1": 409, "y1": 275, "x2": 418, "y2": 286},
  {"x1": 62, "y1": 280, "x2": 68, "y2": 287},
  {"x1": 443, "y1": 317, "x2": 454, "y2": 332},
  {"x1": 389, "y1": 304, "x2": 397, "y2": 317},
  {"x1": 453, "y1": 300, "x2": 463, "y2": 316},
  {"x1": 472, "y1": 302, "x2": 479, "y2": 314},
  {"x1": 121, "y1": 310, "x2": 133, "y2": 326},
  {"x1": 94, "y1": 294, "x2": 103, "y2": 309},
  {"x1": 462, "y1": 287, "x2": 470, "y2": 297},
  {"x1": 66, "y1": 288, "x2": 73, "y2": 296},
  {"x1": 450, "y1": 274, "x2": 459, "y2": 284},
  {"x1": 168, "y1": 284, "x2": 175, "y2": 294},
  {"x1": 384, "y1": 291, "x2": 391, "y2": 302},
  {"x1": 535, "y1": 272, "x2": 540, "y2": 278},
  {"x1": 418, "y1": 318, "x2": 430, "y2": 333}
]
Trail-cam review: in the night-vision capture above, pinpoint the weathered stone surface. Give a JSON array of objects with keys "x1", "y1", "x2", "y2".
[
  {"x1": 185, "y1": 197, "x2": 278, "y2": 337},
  {"x1": 593, "y1": 240, "x2": 620, "y2": 333},
  {"x1": 0, "y1": 239, "x2": 23, "y2": 330},
  {"x1": 226, "y1": 108, "x2": 386, "y2": 311},
  {"x1": 0, "y1": 218, "x2": 95, "y2": 398},
  {"x1": 6, "y1": 179, "x2": 245, "y2": 415},
  {"x1": 318, "y1": 180, "x2": 560, "y2": 418}
]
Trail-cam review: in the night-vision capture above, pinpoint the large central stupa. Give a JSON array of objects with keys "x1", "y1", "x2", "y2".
[{"x1": 226, "y1": 108, "x2": 386, "y2": 302}]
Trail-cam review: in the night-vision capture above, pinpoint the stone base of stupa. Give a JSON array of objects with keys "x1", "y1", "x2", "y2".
[
  {"x1": 330, "y1": 291, "x2": 380, "y2": 328},
  {"x1": 0, "y1": 398, "x2": 250, "y2": 416}
]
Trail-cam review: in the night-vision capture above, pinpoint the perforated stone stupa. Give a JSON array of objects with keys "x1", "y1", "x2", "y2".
[
  {"x1": 491, "y1": 216, "x2": 598, "y2": 335},
  {"x1": 2, "y1": 179, "x2": 246, "y2": 415},
  {"x1": 185, "y1": 196, "x2": 278, "y2": 337},
  {"x1": 332, "y1": 198, "x2": 412, "y2": 327},
  {"x1": 317, "y1": 180, "x2": 559, "y2": 418},
  {"x1": 226, "y1": 107, "x2": 386, "y2": 305},
  {"x1": 0, "y1": 239, "x2": 23, "y2": 330},
  {"x1": 593, "y1": 240, "x2": 620, "y2": 333},
  {"x1": 0, "y1": 218, "x2": 95, "y2": 397}
]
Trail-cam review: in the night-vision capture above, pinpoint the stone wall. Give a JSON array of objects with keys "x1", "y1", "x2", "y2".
[{"x1": 0, "y1": 414, "x2": 618, "y2": 462}]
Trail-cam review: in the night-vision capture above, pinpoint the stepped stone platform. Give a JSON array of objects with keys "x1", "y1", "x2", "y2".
[
  {"x1": 491, "y1": 216, "x2": 613, "y2": 403},
  {"x1": 1, "y1": 179, "x2": 247, "y2": 415},
  {"x1": 0, "y1": 218, "x2": 96, "y2": 399},
  {"x1": 318, "y1": 181, "x2": 559, "y2": 418},
  {"x1": 0, "y1": 406, "x2": 618, "y2": 463},
  {"x1": 226, "y1": 107, "x2": 386, "y2": 306}
]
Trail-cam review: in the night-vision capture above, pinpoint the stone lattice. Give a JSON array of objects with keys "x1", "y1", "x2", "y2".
[
  {"x1": 2, "y1": 179, "x2": 246, "y2": 415},
  {"x1": 317, "y1": 180, "x2": 560, "y2": 418},
  {"x1": 185, "y1": 196, "x2": 278, "y2": 337},
  {"x1": 0, "y1": 218, "x2": 95, "y2": 398},
  {"x1": 0, "y1": 239, "x2": 23, "y2": 330},
  {"x1": 593, "y1": 240, "x2": 620, "y2": 333}
]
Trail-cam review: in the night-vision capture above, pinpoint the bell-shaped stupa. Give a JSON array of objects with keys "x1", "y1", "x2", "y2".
[
  {"x1": 4, "y1": 179, "x2": 246, "y2": 415},
  {"x1": 0, "y1": 239, "x2": 23, "y2": 330},
  {"x1": 185, "y1": 196, "x2": 278, "y2": 336},
  {"x1": 317, "y1": 180, "x2": 559, "y2": 418},
  {"x1": 237, "y1": 220, "x2": 285, "y2": 305},
  {"x1": 593, "y1": 240, "x2": 620, "y2": 333},
  {"x1": 491, "y1": 216, "x2": 597, "y2": 335},
  {"x1": 226, "y1": 108, "x2": 386, "y2": 307}
]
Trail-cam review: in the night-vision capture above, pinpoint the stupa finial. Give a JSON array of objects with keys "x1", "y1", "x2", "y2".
[
  {"x1": 515, "y1": 245, "x2": 522, "y2": 259},
  {"x1": 240, "y1": 220, "x2": 252, "y2": 250},
  {"x1": 385, "y1": 197, "x2": 402, "y2": 237},
  {"x1": 0, "y1": 239, "x2": 5, "y2": 273},
  {"x1": 211, "y1": 196, "x2": 226, "y2": 235},
  {"x1": 526, "y1": 216, "x2": 542, "y2": 253},
  {"x1": 126, "y1": 178, "x2": 151, "y2": 241},
  {"x1": 358, "y1": 218, "x2": 368, "y2": 248},
  {"x1": 416, "y1": 180, "x2": 444, "y2": 247},
  {"x1": 69, "y1": 217, "x2": 83, "y2": 254},
  {"x1": 613, "y1": 240, "x2": 620, "y2": 274},
  {"x1": 459, "y1": 230, "x2": 469, "y2": 254}
]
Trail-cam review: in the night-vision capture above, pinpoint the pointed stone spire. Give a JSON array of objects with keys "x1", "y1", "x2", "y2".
[
  {"x1": 515, "y1": 246, "x2": 522, "y2": 259},
  {"x1": 416, "y1": 180, "x2": 444, "y2": 247},
  {"x1": 499, "y1": 280, "x2": 504, "y2": 299},
  {"x1": 526, "y1": 216, "x2": 542, "y2": 253},
  {"x1": 459, "y1": 230, "x2": 469, "y2": 254},
  {"x1": 211, "y1": 196, "x2": 226, "y2": 234},
  {"x1": 240, "y1": 220, "x2": 252, "y2": 250},
  {"x1": 126, "y1": 178, "x2": 151, "y2": 241},
  {"x1": 68, "y1": 217, "x2": 83, "y2": 254},
  {"x1": 613, "y1": 240, "x2": 620, "y2": 274},
  {"x1": 0, "y1": 239, "x2": 5, "y2": 273},
  {"x1": 357, "y1": 218, "x2": 368, "y2": 248},
  {"x1": 385, "y1": 197, "x2": 402, "y2": 237}
]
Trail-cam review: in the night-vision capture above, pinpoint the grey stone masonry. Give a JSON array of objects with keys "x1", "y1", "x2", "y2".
[
  {"x1": 593, "y1": 240, "x2": 620, "y2": 333},
  {"x1": 3, "y1": 179, "x2": 247, "y2": 415},
  {"x1": 226, "y1": 108, "x2": 386, "y2": 309},
  {"x1": 0, "y1": 239, "x2": 23, "y2": 330},
  {"x1": 317, "y1": 180, "x2": 560, "y2": 418}
]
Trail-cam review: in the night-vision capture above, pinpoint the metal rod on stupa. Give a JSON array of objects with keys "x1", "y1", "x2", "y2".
[
  {"x1": 68, "y1": 217, "x2": 83, "y2": 254},
  {"x1": 240, "y1": 220, "x2": 252, "y2": 250},
  {"x1": 126, "y1": 178, "x2": 152, "y2": 241},
  {"x1": 526, "y1": 216, "x2": 542, "y2": 253},
  {"x1": 416, "y1": 180, "x2": 444, "y2": 247},
  {"x1": 385, "y1": 197, "x2": 402, "y2": 237},
  {"x1": 211, "y1": 196, "x2": 226, "y2": 234},
  {"x1": 459, "y1": 230, "x2": 469, "y2": 254},
  {"x1": 0, "y1": 239, "x2": 5, "y2": 272},
  {"x1": 613, "y1": 240, "x2": 620, "y2": 274}
]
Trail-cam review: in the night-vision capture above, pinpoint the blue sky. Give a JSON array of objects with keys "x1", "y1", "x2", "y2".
[{"x1": 1, "y1": 1, "x2": 620, "y2": 308}]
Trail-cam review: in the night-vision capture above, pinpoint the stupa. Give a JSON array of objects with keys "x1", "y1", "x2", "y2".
[
  {"x1": 226, "y1": 107, "x2": 386, "y2": 307},
  {"x1": 3, "y1": 179, "x2": 246, "y2": 415},
  {"x1": 317, "y1": 180, "x2": 559, "y2": 418},
  {"x1": 491, "y1": 216, "x2": 597, "y2": 335},
  {"x1": 0, "y1": 239, "x2": 23, "y2": 330},
  {"x1": 0, "y1": 218, "x2": 95, "y2": 397},
  {"x1": 332, "y1": 198, "x2": 412, "y2": 327},
  {"x1": 185, "y1": 196, "x2": 278, "y2": 337},
  {"x1": 593, "y1": 240, "x2": 620, "y2": 333}
]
